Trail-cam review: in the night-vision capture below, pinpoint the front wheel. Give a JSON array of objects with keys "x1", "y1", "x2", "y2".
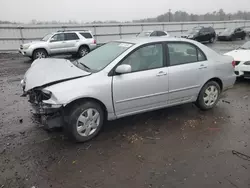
[
  {"x1": 209, "y1": 37, "x2": 215, "y2": 43},
  {"x1": 66, "y1": 101, "x2": 104, "y2": 142},
  {"x1": 196, "y1": 81, "x2": 221, "y2": 111},
  {"x1": 32, "y1": 49, "x2": 47, "y2": 60}
]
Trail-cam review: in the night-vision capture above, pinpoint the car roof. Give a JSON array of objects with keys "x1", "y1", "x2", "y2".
[{"x1": 114, "y1": 37, "x2": 191, "y2": 45}]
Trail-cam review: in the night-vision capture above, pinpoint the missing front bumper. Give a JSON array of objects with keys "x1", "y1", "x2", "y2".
[{"x1": 31, "y1": 103, "x2": 64, "y2": 129}]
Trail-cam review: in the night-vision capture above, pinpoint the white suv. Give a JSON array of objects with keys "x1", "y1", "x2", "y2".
[{"x1": 19, "y1": 30, "x2": 97, "y2": 60}]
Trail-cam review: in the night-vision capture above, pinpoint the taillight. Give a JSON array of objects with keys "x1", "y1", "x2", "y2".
[
  {"x1": 93, "y1": 39, "x2": 96, "y2": 44},
  {"x1": 232, "y1": 61, "x2": 236, "y2": 67}
]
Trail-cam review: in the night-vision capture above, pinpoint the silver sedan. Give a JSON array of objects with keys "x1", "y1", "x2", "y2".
[{"x1": 22, "y1": 37, "x2": 236, "y2": 142}]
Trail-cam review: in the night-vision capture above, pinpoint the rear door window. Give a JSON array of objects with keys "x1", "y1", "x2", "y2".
[
  {"x1": 64, "y1": 33, "x2": 79, "y2": 41},
  {"x1": 167, "y1": 42, "x2": 206, "y2": 66}
]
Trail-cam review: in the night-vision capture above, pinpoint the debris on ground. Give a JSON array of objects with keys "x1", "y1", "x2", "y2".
[
  {"x1": 232, "y1": 150, "x2": 250, "y2": 161},
  {"x1": 222, "y1": 100, "x2": 230, "y2": 104}
]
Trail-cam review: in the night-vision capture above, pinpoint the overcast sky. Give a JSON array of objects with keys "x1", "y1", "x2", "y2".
[{"x1": 1, "y1": 0, "x2": 250, "y2": 22}]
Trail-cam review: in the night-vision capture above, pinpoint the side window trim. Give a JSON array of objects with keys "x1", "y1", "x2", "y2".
[
  {"x1": 108, "y1": 42, "x2": 167, "y2": 76},
  {"x1": 164, "y1": 41, "x2": 207, "y2": 67}
]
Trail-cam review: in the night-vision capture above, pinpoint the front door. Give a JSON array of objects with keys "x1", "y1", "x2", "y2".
[
  {"x1": 112, "y1": 43, "x2": 169, "y2": 117},
  {"x1": 166, "y1": 42, "x2": 208, "y2": 104},
  {"x1": 48, "y1": 33, "x2": 67, "y2": 54}
]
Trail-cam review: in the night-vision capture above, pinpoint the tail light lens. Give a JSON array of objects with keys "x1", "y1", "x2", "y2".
[
  {"x1": 232, "y1": 61, "x2": 236, "y2": 67},
  {"x1": 93, "y1": 39, "x2": 96, "y2": 44}
]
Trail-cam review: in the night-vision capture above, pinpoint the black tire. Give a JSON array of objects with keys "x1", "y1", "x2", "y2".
[
  {"x1": 32, "y1": 49, "x2": 47, "y2": 60},
  {"x1": 65, "y1": 101, "x2": 104, "y2": 142},
  {"x1": 195, "y1": 81, "x2": 221, "y2": 111},
  {"x1": 78, "y1": 46, "x2": 90, "y2": 58},
  {"x1": 241, "y1": 35, "x2": 246, "y2": 40},
  {"x1": 209, "y1": 36, "x2": 215, "y2": 43}
]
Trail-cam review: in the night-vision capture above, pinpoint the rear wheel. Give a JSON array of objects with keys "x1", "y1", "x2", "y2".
[
  {"x1": 32, "y1": 49, "x2": 47, "y2": 60},
  {"x1": 66, "y1": 101, "x2": 104, "y2": 142},
  {"x1": 196, "y1": 81, "x2": 221, "y2": 110},
  {"x1": 241, "y1": 35, "x2": 246, "y2": 40},
  {"x1": 78, "y1": 46, "x2": 90, "y2": 58}
]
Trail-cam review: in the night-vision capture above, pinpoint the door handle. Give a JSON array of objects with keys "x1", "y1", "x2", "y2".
[
  {"x1": 156, "y1": 71, "x2": 167, "y2": 76},
  {"x1": 199, "y1": 64, "x2": 207, "y2": 69}
]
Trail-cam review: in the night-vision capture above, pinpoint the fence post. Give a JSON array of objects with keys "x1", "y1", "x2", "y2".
[
  {"x1": 181, "y1": 23, "x2": 183, "y2": 33},
  {"x1": 93, "y1": 25, "x2": 97, "y2": 43},
  {"x1": 141, "y1": 24, "x2": 144, "y2": 32},
  {"x1": 119, "y1": 25, "x2": 122, "y2": 39},
  {"x1": 162, "y1": 24, "x2": 165, "y2": 31},
  {"x1": 19, "y1": 26, "x2": 24, "y2": 44}
]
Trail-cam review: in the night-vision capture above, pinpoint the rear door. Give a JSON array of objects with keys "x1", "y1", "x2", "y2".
[
  {"x1": 112, "y1": 43, "x2": 169, "y2": 117},
  {"x1": 166, "y1": 42, "x2": 208, "y2": 104},
  {"x1": 48, "y1": 33, "x2": 66, "y2": 54},
  {"x1": 64, "y1": 33, "x2": 80, "y2": 52}
]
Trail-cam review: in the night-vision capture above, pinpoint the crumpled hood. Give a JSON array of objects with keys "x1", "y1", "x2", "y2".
[
  {"x1": 224, "y1": 50, "x2": 250, "y2": 61},
  {"x1": 23, "y1": 58, "x2": 91, "y2": 91}
]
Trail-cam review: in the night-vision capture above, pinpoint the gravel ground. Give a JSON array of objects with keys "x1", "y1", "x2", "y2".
[{"x1": 0, "y1": 40, "x2": 250, "y2": 188}]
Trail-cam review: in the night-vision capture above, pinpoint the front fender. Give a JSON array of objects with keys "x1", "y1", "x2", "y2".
[{"x1": 43, "y1": 74, "x2": 115, "y2": 119}]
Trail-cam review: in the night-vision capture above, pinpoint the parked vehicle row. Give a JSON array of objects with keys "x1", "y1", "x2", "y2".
[
  {"x1": 138, "y1": 27, "x2": 247, "y2": 44},
  {"x1": 19, "y1": 27, "x2": 248, "y2": 60},
  {"x1": 19, "y1": 30, "x2": 97, "y2": 60},
  {"x1": 21, "y1": 37, "x2": 236, "y2": 142}
]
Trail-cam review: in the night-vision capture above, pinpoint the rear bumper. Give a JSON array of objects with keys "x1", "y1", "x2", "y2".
[
  {"x1": 222, "y1": 75, "x2": 236, "y2": 91},
  {"x1": 217, "y1": 36, "x2": 230, "y2": 41},
  {"x1": 89, "y1": 44, "x2": 97, "y2": 51},
  {"x1": 234, "y1": 65, "x2": 250, "y2": 77},
  {"x1": 31, "y1": 103, "x2": 64, "y2": 129}
]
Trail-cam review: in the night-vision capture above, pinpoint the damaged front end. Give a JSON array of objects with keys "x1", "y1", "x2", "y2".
[{"x1": 24, "y1": 88, "x2": 64, "y2": 129}]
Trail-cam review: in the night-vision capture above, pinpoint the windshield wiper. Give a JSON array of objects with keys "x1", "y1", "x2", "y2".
[
  {"x1": 74, "y1": 60, "x2": 92, "y2": 72},
  {"x1": 80, "y1": 62, "x2": 92, "y2": 71}
]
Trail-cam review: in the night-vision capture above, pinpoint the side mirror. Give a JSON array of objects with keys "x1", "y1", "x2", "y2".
[{"x1": 115, "y1": 64, "x2": 132, "y2": 74}]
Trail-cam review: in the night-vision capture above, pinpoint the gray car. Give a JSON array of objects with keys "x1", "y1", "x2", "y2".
[
  {"x1": 21, "y1": 37, "x2": 236, "y2": 142},
  {"x1": 19, "y1": 30, "x2": 97, "y2": 60}
]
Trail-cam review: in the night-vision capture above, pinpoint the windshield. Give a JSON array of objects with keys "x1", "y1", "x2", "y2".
[
  {"x1": 41, "y1": 34, "x2": 53, "y2": 41},
  {"x1": 238, "y1": 41, "x2": 250, "y2": 49},
  {"x1": 77, "y1": 42, "x2": 134, "y2": 72},
  {"x1": 137, "y1": 31, "x2": 151, "y2": 37}
]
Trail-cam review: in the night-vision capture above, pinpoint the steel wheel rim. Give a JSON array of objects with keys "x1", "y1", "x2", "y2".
[
  {"x1": 203, "y1": 85, "x2": 219, "y2": 106},
  {"x1": 76, "y1": 108, "x2": 100, "y2": 137},
  {"x1": 36, "y1": 51, "x2": 46, "y2": 59},
  {"x1": 80, "y1": 48, "x2": 88, "y2": 57}
]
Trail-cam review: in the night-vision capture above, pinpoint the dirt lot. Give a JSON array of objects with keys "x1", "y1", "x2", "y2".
[{"x1": 0, "y1": 41, "x2": 250, "y2": 188}]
